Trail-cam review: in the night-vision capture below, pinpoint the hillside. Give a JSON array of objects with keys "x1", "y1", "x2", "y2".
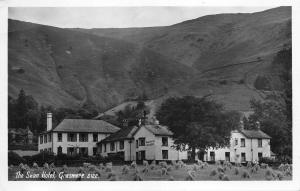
[
  {"x1": 8, "y1": 20, "x2": 194, "y2": 110},
  {"x1": 8, "y1": 7, "x2": 291, "y2": 111}
]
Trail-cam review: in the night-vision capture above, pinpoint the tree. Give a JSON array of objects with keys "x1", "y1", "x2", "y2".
[
  {"x1": 156, "y1": 96, "x2": 240, "y2": 161},
  {"x1": 247, "y1": 47, "x2": 292, "y2": 161}
]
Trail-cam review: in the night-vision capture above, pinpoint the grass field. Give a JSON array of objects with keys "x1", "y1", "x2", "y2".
[{"x1": 8, "y1": 162, "x2": 292, "y2": 181}]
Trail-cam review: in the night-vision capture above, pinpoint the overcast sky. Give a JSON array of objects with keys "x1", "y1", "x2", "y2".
[{"x1": 9, "y1": 7, "x2": 274, "y2": 28}]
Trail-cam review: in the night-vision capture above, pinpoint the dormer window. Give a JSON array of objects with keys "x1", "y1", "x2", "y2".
[
  {"x1": 162, "y1": 137, "x2": 168, "y2": 146},
  {"x1": 139, "y1": 138, "x2": 145, "y2": 146}
]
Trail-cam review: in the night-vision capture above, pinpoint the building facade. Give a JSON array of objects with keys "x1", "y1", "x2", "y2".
[
  {"x1": 98, "y1": 122, "x2": 188, "y2": 161},
  {"x1": 204, "y1": 128, "x2": 271, "y2": 163},
  {"x1": 38, "y1": 113, "x2": 120, "y2": 156}
]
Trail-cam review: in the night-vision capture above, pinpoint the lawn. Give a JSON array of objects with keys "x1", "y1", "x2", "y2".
[{"x1": 8, "y1": 162, "x2": 292, "y2": 181}]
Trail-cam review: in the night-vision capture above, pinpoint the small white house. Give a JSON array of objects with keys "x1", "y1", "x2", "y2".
[
  {"x1": 38, "y1": 113, "x2": 120, "y2": 156},
  {"x1": 205, "y1": 128, "x2": 271, "y2": 163},
  {"x1": 98, "y1": 121, "x2": 188, "y2": 161}
]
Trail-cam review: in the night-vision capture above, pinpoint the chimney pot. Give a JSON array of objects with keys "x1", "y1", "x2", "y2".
[{"x1": 47, "y1": 113, "x2": 52, "y2": 131}]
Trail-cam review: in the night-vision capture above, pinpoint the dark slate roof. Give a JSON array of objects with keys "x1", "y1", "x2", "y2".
[
  {"x1": 99, "y1": 126, "x2": 139, "y2": 143},
  {"x1": 52, "y1": 119, "x2": 120, "y2": 133},
  {"x1": 143, "y1": 124, "x2": 173, "y2": 136},
  {"x1": 239, "y1": 129, "x2": 271, "y2": 139}
]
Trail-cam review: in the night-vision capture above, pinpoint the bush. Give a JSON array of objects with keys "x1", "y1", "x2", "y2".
[{"x1": 8, "y1": 151, "x2": 26, "y2": 165}]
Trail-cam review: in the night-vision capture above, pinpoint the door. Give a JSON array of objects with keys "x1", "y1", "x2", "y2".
[
  {"x1": 140, "y1": 151, "x2": 146, "y2": 161},
  {"x1": 210, "y1": 152, "x2": 215, "y2": 162},
  {"x1": 225, "y1": 152, "x2": 230, "y2": 162},
  {"x1": 241, "y1": 153, "x2": 246, "y2": 163},
  {"x1": 258, "y1": 152, "x2": 263, "y2": 162},
  {"x1": 57, "y1": 146, "x2": 62, "y2": 155}
]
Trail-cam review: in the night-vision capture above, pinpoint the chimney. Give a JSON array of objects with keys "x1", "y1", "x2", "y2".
[
  {"x1": 240, "y1": 120, "x2": 244, "y2": 130},
  {"x1": 47, "y1": 113, "x2": 52, "y2": 131},
  {"x1": 256, "y1": 121, "x2": 261, "y2": 130}
]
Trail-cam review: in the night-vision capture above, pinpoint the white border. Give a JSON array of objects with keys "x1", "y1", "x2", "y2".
[{"x1": 1, "y1": 0, "x2": 300, "y2": 191}]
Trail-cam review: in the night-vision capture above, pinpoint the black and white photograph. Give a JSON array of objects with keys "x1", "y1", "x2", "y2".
[{"x1": 1, "y1": 0, "x2": 299, "y2": 190}]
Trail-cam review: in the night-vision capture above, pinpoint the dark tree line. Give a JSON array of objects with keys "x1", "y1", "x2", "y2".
[
  {"x1": 8, "y1": 89, "x2": 98, "y2": 137},
  {"x1": 244, "y1": 47, "x2": 292, "y2": 161}
]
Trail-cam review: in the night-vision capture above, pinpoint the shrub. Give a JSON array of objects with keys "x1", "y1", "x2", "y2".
[
  {"x1": 210, "y1": 169, "x2": 217, "y2": 176},
  {"x1": 8, "y1": 151, "x2": 26, "y2": 165}
]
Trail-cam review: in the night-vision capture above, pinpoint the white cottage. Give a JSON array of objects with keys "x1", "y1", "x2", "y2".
[
  {"x1": 38, "y1": 113, "x2": 120, "y2": 156},
  {"x1": 205, "y1": 128, "x2": 271, "y2": 163},
  {"x1": 98, "y1": 122, "x2": 188, "y2": 161}
]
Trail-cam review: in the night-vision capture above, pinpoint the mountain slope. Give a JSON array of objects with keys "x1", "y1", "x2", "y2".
[
  {"x1": 8, "y1": 7, "x2": 291, "y2": 111},
  {"x1": 8, "y1": 20, "x2": 194, "y2": 110}
]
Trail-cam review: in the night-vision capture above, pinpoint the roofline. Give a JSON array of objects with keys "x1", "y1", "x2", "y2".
[
  {"x1": 97, "y1": 137, "x2": 134, "y2": 144},
  {"x1": 39, "y1": 130, "x2": 116, "y2": 135},
  {"x1": 237, "y1": 129, "x2": 271, "y2": 139}
]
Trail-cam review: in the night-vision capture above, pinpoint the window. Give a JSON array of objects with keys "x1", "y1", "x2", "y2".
[
  {"x1": 67, "y1": 147, "x2": 75, "y2": 156},
  {"x1": 57, "y1": 146, "x2": 62, "y2": 154},
  {"x1": 79, "y1": 133, "x2": 88, "y2": 142},
  {"x1": 162, "y1": 150, "x2": 168, "y2": 159},
  {"x1": 40, "y1": 135, "x2": 43, "y2": 144},
  {"x1": 79, "y1": 147, "x2": 88, "y2": 156},
  {"x1": 48, "y1": 134, "x2": 52, "y2": 142},
  {"x1": 104, "y1": 144, "x2": 107, "y2": 152},
  {"x1": 162, "y1": 137, "x2": 168, "y2": 146},
  {"x1": 139, "y1": 138, "x2": 145, "y2": 146},
  {"x1": 241, "y1": 152, "x2": 246, "y2": 162},
  {"x1": 136, "y1": 140, "x2": 138, "y2": 148},
  {"x1": 110, "y1": 142, "x2": 115, "y2": 151},
  {"x1": 241, "y1": 138, "x2": 245, "y2": 147},
  {"x1": 58, "y1": 133, "x2": 62, "y2": 142},
  {"x1": 44, "y1": 135, "x2": 47, "y2": 143},
  {"x1": 119, "y1": 140, "x2": 124, "y2": 150},
  {"x1": 235, "y1": 139, "x2": 238, "y2": 146},
  {"x1": 93, "y1": 133, "x2": 98, "y2": 142},
  {"x1": 258, "y1": 152, "x2": 263, "y2": 162},
  {"x1": 258, "y1": 139, "x2": 262, "y2": 147},
  {"x1": 68, "y1": 133, "x2": 77, "y2": 142},
  {"x1": 93, "y1": 147, "x2": 97, "y2": 156}
]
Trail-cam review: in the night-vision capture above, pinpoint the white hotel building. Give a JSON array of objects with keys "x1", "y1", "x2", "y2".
[
  {"x1": 97, "y1": 122, "x2": 188, "y2": 161},
  {"x1": 204, "y1": 126, "x2": 271, "y2": 163},
  {"x1": 38, "y1": 113, "x2": 120, "y2": 156}
]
